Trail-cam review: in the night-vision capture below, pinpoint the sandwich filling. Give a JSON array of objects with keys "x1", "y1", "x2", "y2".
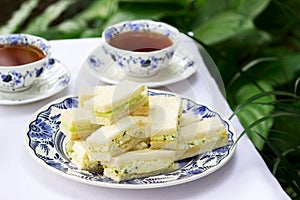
[
  {"x1": 66, "y1": 140, "x2": 102, "y2": 172},
  {"x1": 86, "y1": 116, "x2": 149, "y2": 161},
  {"x1": 60, "y1": 108, "x2": 101, "y2": 140},
  {"x1": 93, "y1": 92, "x2": 148, "y2": 120},
  {"x1": 102, "y1": 149, "x2": 176, "y2": 182}
]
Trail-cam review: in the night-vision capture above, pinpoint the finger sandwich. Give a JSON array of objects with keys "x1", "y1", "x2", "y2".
[
  {"x1": 102, "y1": 149, "x2": 176, "y2": 182},
  {"x1": 83, "y1": 81, "x2": 149, "y2": 125},
  {"x1": 60, "y1": 108, "x2": 102, "y2": 140},
  {"x1": 149, "y1": 95, "x2": 182, "y2": 150},
  {"x1": 86, "y1": 116, "x2": 150, "y2": 161},
  {"x1": 175, "y1": 116, "x2": 228, "y2": 161},
  {"x1": 66, "y1": 140, "x2": 103, "y2": 173}
]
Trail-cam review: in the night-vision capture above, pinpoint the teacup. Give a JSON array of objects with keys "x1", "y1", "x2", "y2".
[
  {"x1": 0, "y1": 34, "x2": 51, "y2": 92},
  {"x1": 102, "y1": 19, "x2": 179, "y2": 77}
]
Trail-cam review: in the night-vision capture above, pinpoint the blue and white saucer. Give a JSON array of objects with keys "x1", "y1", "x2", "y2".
[
  {"x1": 83, "y1": 40, "x2": 197, "y2": 88},
  {"x1": 0, "y1": 58, "x2": 70, "y2": 105}
]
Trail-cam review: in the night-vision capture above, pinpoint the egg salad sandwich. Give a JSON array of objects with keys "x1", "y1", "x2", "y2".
[
  {"x1": 86, "y1": 116, "x2": 150, "y2": 162},
  {"x1": 149, "y1": 95, "x2": 182, "y2": 150},
  {"x1": 66, "y1": 140, "x2": 103, "y2": 173},
  {"x1": 175, "y1": 116, "x2": 228, "y2": 161},
  {"x1": 102, "y1": 149, "x2": 176, "y2": 182},
  {"x1": 83, "y1": 81, "x2": 149, "y2": 125},
  {"x1": 60, "y1": 108, "x2": 102, "y2": 140}
]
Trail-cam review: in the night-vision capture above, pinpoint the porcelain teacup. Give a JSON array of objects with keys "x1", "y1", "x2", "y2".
[
  {"x1": 0, "y1": 34, "x2": 51, "y2": 92},
  {"x1": 102, "y1": 19, "x2": 179, "y2": 77}
]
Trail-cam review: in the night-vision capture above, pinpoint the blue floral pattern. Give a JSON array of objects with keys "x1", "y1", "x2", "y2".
[
  {"x1": 26, "y1": 91, "x2": 236, "y2": 188},
  {"x1": 0, "y1": 66, "x2": 45, "y2": 89},
  {"x1": 0, "y1": 34, "x2": 50, "y2": 54},
  {"x1": 102, "y1": 45, "x2": 175, "y2": 76}
]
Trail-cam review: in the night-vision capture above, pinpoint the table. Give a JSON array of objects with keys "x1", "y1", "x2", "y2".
[{"x1": 0, "y1": 36, "x2": 291, "y2": 200}]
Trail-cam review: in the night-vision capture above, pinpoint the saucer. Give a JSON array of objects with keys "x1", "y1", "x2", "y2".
[
  {"x1": 84, "y1": 41, "x2": 197, "y2": 88},
  {"x1": 0, "y1": 58, "x2": 70, "y2": 105}
]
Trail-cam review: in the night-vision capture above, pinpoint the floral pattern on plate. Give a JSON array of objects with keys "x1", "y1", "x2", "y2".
[{"x1": 25, "y1": 90, "x2": 236, "y2": 189}]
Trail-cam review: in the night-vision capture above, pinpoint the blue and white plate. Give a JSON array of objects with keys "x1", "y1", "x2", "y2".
[
  {"x1": 83, "y1": 36, "x2": 197, "y2": 88},
  {"x1": 0, "y1": 58, "x2": 70, "y2": 105},
  {"x1": 25, "y1": 90, "x2": 236, "y2": 189}
]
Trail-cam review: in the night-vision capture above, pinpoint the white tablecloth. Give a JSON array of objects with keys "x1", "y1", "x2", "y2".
[{"x1": 0, "y1": 36, "x2": 291, "y2": 200}]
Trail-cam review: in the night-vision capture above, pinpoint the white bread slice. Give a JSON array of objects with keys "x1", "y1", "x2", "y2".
[
  {"x1": 175, "y1": 117, "x2": 228, "y2": 161},
  {"x1": 78, "y1": 85, "x2": 112, "y2": 107},
  {"x1": 148, "y1": 95, "x2": 182, "y2": 149},
  {"x1": 60, "y1": 108, "x2": 101, "y2": 140},
  {"x1": 180, "y1": 112, "x2": 200, "y2": 127},
  {"x1": 102, "y1": 149, "x2": 176, "y2": 182},
  {"x1": 86, "y1": 116, "x2": 150, "y2": 161}
]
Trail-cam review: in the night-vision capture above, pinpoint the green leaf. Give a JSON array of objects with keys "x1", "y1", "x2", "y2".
[
  {"x1": 119, "y1": 0, "x2": 189, "y2": 5},
  {"x1": 0, "y1": 0, "x2": 39, "y2": 34},
  {"x1": 236, "y1": 0, "x2": 270, "y2": 18},
  {"x1": 193, "y1": 11, "x2": 254, "y2": 45},
  {"x1": 103, "y1": 1, "x2": 184, "y2": 28},
  {"x1": 234, "y1": 81, "x2": 275, "y2": 150},
  {"x1": 77, "y1": 0, "x2": 118, "y2": 20},
  {"x1": 249, "y1": 50, "x2": 300, "y2": 87},
  {"x1": 225, "y1": 29, "x2": 272, "y2": 47},
  {"x1": 271, "y1": 100, "x2": 300, "y2": 151},
  {"x1": 24, "y1": 0, "x2": 75, "y2": 33},
  {"x1": 103, "y1": 11, "x2": 155, "y2": 28},
  {"x1": 56, "y1": 20, "x2": 86, "y2": 33},
  {"x1": 118, "y1": 1, "x2": 185, "y2": 17}
]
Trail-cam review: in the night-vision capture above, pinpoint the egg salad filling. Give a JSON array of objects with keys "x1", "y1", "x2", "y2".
[
  {"x1": 103, "y1": 159, "x2": 175, "y2": 178},
  {"x1": 177, "y1": 130, "x2": 228, "y2": 150},
  {"x1": 87, "y1": 129, "x2": 145, "y2": 153},
  {"x1": 150, "y1": 134, "x2": 176, "y2": 142},
  {"x1": 150, "y1": 113, "x2": 181, "y2": 149},
  {"x1": 66, "y1": 141, "x2": 103, "y2": 172}
]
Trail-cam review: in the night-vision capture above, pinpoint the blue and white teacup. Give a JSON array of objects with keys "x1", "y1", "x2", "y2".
[
  {"x1": 0, "y1": 34, "x2": 51, "y2": 92},
  {"x1": 102, "y1": 20, "x2": 179, "y2": 77}
]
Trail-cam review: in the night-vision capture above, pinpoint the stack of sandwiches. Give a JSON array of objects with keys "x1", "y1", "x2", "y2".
[{"x1": 60, "y1": 81, "x2": 229, "y2": 182}]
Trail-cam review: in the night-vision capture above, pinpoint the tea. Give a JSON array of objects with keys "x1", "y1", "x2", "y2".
[
  {"x1": 108, "y1": 31, "x2": 173, "y2": 52},
  {"x1": 0, "y1": 44, "x2": 45, "y2": 66}
]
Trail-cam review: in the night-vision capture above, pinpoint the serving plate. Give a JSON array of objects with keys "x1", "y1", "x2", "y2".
[
  {"x1": 0, "y1": 58, "x2": 70, "y2": 105},
  {"x1": 25, "y1": 90, "x2": 236, "y2": 189},
  {"x1": 83, "y1": 38, "x2": 197, "y2": 88}
]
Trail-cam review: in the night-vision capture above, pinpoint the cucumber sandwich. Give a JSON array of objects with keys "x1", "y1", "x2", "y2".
[{"x1": 83, "y1": 81, "x2": 149, "y2": 125}]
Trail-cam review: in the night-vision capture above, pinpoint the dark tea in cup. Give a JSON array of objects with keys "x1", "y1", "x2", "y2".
[
  {"x1": 0, "y1": 44, "x2": 45, "y2": 66},
  {"x1": 108, "y1": 31, "x2": 173, "y2": 52}
]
